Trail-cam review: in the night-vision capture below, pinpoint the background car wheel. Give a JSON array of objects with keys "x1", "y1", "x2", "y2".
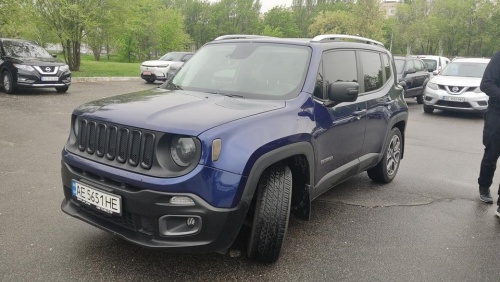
[
  {"x1": 55, "y1": 86, "x2": 69, "y2": 93},
  {"x1": 423, "y1": 104, "x2": 434, "y2": 114},
  {"x1": 146, "y1": 78, "x2": 156, "y2": 83},
  {"x1": 416, "y1": 94, "x2": 424, "y2": 104},
  {"x1": 2, "y1": 71, "x2": 15, "y2": 94},
  {"x1": 367, "y1": 127, "x2": 402, "y2": 183},
  {"x1": 247, "y1": 163, "x2": 292, "y2": 263}
]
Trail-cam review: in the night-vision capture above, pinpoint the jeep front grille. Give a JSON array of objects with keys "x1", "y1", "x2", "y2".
[{"x1": 77, "y1": 119, "x2": 155, "y2": 170}]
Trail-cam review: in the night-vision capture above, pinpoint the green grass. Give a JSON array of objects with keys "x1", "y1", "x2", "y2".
[{"x1": 71, "y1": 54, "x2": 142, "y2": 77}]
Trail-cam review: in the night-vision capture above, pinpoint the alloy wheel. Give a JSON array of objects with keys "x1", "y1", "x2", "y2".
[{"x1": 386, "y1": 135, "x2": 401, "y2": 176}]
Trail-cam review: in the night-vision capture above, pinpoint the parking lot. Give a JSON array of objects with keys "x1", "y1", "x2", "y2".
[{"x1": 1, "y1": 81, "x2": 499, "y2": 281}]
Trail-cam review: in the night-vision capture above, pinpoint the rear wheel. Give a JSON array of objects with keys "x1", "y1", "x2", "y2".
[
  {"x1": 146, "y1": 78, "x2": 155, "y2": 83},
  {"x1": 247, "y1": 163, "x2": 292, "y2": 263},
  {"x1": 416, "y1": 94, "x2": 424, "y2": 104},
  {"x1": 367, "y1": 127, "x2": 402, "y2": 183},
  {"x1": 2, "y1": 71, "x2": 15, "y2": 94},
  {"x1": 55, "y1": 86, "x2": 69, "y2": 93}
]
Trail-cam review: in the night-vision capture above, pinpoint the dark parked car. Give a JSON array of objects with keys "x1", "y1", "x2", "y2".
[
  {"x1": 61, "y1": 34, "x2": 408, "y2": 263},
  {"x1": 394, "y1": 56, "x2": 430, "y2": 104},
  {"x1": 0, "y1": 38, "x2": 71, "y2": 93}
]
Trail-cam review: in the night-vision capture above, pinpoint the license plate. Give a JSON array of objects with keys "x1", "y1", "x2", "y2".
[
  {"x1": 41, "y1": 76, "x2": 59, "y2": 81},
  {"x1": 143, "y1": 71, "x2": 152, "y2": 75},
  {"x1": 443, "y1": 96, "x2": 465, "y2": 102},
  {"x1": 71, "y1": 180, "x2": 121, "y2": 215}
]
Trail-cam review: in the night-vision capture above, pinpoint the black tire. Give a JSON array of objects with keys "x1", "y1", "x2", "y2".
[
  {"x1": 416, "y1": 94, "x2": 424, "y2": 104},
  {"x1": 146, "y1": 78, "x2": 155, "y2": 83},
  {"x1": 423, "y1": 104, "x2": 434, "y2": 114},
  {"x1": 2, "y1": 71, "x2": 15, "y2": 94},
  {"x1": 367, "y1": 127, "x2": 402, "y2": 183},
  {"x1": 247, "y1": 163, "x2": 292, "y2": 263},
  {"x1": 55, "y1": 86, "x2": 69, "y2": 93}
]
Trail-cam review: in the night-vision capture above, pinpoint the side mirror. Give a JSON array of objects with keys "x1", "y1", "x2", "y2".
[
  {"x1": 398, "y1": 80, "x2": 407, "y2": 88},
  {"x1": 433, "y1": 70, "x2": 439, "y2": 75},
  {"x1": 325, "y1": 82, "x2": 359, "y2": 107},
  {"x1": 404, "y1": 68, "x2": 416, "y2": 75},
  {"x1": 52, "y1": 54, "x2": 57, "y2": 58}
]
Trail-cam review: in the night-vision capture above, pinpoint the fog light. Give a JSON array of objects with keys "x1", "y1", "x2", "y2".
[
  {"x1": 170, "y1": 196, "x2": 195, "y2": 206},
  {"x1": 159, "y1": 215, "x2": 202, "y2": 236}
]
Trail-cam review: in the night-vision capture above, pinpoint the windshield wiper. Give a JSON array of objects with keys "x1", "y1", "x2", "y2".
[{"x1": 206, "y1": 91, "x2": 244, "y2": 98}]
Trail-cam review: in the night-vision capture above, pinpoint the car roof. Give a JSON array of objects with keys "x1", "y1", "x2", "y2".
[
  {"x1": 209, "y1": 34, "x2": 388, "y2": 52},
  {"x1": 394, "y1": 56, "x2": 422, "y2": 60},
  {"x1": 412, "y1": 55, "x2": 449, "y2": 60},
  {"x1": 451, "y1": 58, "x2": 490, "y2": 63},
  {"x1": 0, "y1": 38, "x2": 36, "y2": 43}
]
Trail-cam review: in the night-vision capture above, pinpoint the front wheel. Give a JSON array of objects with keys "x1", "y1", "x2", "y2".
[
  {"x1": 145, "y1": 78, "x2": 155, "y2": 83},
  {"x1": 247, "y1": 163, "x2": 292, "y2": 263},
  {"x1": 55, "y1": 86, "x2": 69, "y2": 93},
  {"x1": 423, "y1": 104, "x2": 434, "y2": 114},
  {"x1": 367, "y1": 127, "x2": 402, "y2": 183},
  {"x1": 2, "y1": 71, "x2": 15, "y2": 94}
]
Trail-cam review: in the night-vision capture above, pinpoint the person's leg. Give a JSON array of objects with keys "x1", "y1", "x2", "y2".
[{"x1": 478, "y1": 111, "x2": 500, "y2": 203}]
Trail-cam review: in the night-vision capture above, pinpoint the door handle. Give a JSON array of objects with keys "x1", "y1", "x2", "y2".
[{"x1": 352, "y1": 109, "x2": 367, "y2": 116}]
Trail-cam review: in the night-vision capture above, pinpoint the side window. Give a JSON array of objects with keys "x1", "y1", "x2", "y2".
[
  {"x1": 322, "y1": 50, "x2": 358, "y2": 93},
  {"x1": 405, "y1": 60, "x2": 415, "y2": 72},
  {"x1": 418, "y1": 60, "x2": 426, "y2": 71},
  {"x1": 382, "y1": 54, "x2": 392, "y2": 82},
  {"x1": 360, "y1": 51, "x2": 383, "y2": 92}
]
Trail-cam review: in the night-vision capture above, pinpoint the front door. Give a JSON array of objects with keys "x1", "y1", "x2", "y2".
[{"x1": 312, "y1": 50, "x2": 367, "y2": 196}]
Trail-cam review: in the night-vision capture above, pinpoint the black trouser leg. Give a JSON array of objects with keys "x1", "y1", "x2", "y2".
[{"x1": 478, "y1": 111, "x2": 500, "y2": 196}]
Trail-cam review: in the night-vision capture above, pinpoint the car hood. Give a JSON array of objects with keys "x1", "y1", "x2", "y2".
[
  {"x1": 431, "y1": 75, "x2": 482, "y2": 87},
  {"x1": 9, "y1": 56, "x2": 65, "y2": 66},
  {"x1": 74, "y1": 88, "x2": 285, "y2": 136},
  {"x1": 141, "y1": 60, "x2": 175, "y2": 67}
]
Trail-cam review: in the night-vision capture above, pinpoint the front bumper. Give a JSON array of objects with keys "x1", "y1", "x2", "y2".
[
  {"x1": 423, "y1": 87, "x2": 488, "y2": 112},
  {"x1": 61, "y1": 160, "x2": 249, "y2": 252},
  {"x1": 140, "y1": 66, "x2": 169, "y2": 81},
  {"x1": 15, "y1": 69, "x2": 71, "y2": 88}
]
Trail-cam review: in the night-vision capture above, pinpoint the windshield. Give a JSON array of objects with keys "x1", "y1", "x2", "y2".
[
  {"x1": 2, "y1": 40, "x2": 52, "y2": 58},
  {"x1": 168, "y1": 42, "x2": 311, "y2": 99},
  {"x1": 159, "y1": 52, "x2": 185, "y2": 61},
  {"x1": 394, "y1": 59, "x2": 405, "y2": 74},
  {"x1": 422, "y1": 59, "x2": 437, "y2": 72},
  {"x1": 440, "y1": 62, "x2": 488, "y2": 78}
]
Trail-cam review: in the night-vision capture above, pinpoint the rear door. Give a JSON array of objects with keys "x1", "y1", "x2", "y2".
[{"x1": 359, "y1": 51, "x2": 393, "y2": 169}]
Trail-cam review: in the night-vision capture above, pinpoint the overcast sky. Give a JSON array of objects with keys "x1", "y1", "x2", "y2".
[{"x1": 207, "y1": 0, "x2": 294, "y2": 13}]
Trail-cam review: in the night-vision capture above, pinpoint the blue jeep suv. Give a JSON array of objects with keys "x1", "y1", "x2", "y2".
[{"x1": 61, "y1": 34, "x2": 408, "y2": 263}]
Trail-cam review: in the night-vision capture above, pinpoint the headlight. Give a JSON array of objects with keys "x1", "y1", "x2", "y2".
[
  {"x1": 13, "y1": 64, "x2": 35, "y2": 71},
  {"x1": 427, "y1": 82, "x2": 439, "y2": 90},
  {"x1": 170, "y1": 136, "x2": 197, "y2": 167},
  {"x1": 60, "y1": 65, "x2": 70, "y2": 72}
]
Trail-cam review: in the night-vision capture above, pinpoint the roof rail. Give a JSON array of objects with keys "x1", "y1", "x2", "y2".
[
  {"x1": 311, "y1": 34, "x2": 384, "y2": 47},
  {"x1": 213, "y1": 34, "x2": 271, "y2": 41}
]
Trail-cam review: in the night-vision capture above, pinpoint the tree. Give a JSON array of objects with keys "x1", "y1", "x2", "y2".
[
  {"x1": 34, "y1": 0, "x2": 113, "y2": 71},
  {"x1": 263, "y1": 7, "x2": 301, "y2": 38}
]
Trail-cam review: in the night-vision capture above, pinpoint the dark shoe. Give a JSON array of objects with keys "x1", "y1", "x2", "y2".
[
  {"x1": 496, "y1": 206, "x2": 500, "y2": 218},
  {"x1": 479, "y1": 187, "x2": 493, "y2": 204}
]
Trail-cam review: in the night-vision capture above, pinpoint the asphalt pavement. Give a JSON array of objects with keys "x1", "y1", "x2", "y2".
[{"x1": 1, "y1": 81, "x2": 499, "y2": 281}]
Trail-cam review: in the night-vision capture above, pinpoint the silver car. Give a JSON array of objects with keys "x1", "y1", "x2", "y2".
[{"x1": 423, "y1": 58, "x2": 490, "y2": 113}]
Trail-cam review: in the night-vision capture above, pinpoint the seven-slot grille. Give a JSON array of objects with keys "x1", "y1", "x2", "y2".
[{"x1": 77, "y1": 119, "x2": 155, "y2": 169}]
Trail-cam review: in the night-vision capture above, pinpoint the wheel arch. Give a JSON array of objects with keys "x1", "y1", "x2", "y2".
[{"x1": 240, "y1": 142, "x2": 315, "y2": 221}]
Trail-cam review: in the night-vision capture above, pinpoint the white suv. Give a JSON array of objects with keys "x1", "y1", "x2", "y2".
[
  {"x1": 140, "y1": 52, "x2": 193, "y2": 83},
  {"x1": 422, "y1": 58, "x2": 490, "y2": 113},
  {"x1": 413, "y1": 55, "x2": 450, "y2": 75}
]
